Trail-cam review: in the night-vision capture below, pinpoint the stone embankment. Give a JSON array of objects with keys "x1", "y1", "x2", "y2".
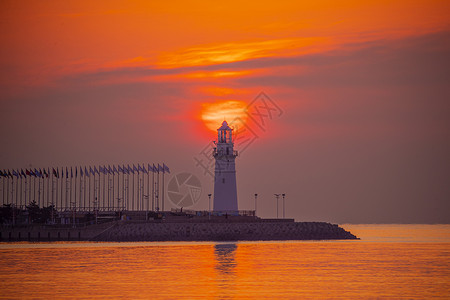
[
  {"x1": 1, "y1": 220, "x2": 358, "y2": 242},
  {"x1": 92, "y1": 221, "x2": 357, "y2": 241}
]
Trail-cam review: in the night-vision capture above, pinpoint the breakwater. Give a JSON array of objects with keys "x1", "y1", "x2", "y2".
[{"x1": 0, "y1": 219, "x2": 358, "y2": 242}]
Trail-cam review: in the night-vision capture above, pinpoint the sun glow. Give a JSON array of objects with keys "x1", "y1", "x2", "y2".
[{"x1": 201, "y1": 101, "x2": 248, "y2": 132}]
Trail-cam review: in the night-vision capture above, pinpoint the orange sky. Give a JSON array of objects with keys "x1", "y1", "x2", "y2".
[{"x1": 1, "y1": 1, "x2": 449, "y2": 88}]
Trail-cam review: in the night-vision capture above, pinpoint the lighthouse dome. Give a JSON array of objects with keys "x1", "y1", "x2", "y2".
[{"x1": 218, "y1": 121, "x2": 232, "y2": 131}]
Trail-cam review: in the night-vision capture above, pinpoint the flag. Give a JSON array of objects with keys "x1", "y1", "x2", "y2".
[
  {"x1": 133, "y1": 164, "x2": 138, "y2": 174},
  {"x1": 158, "y1": 164, "x2": 163, "y2": 172},
  {"x1": 66, "y1": 167, "x2": 68, "y2": 178},
  {"x1": 53, "y1": 168, "x2": 57, "y2": 177},
  {"x1": 0, "y1": 170, "x2": 3, "y2": 177},
  {"x1": 142, "y1": 164, "x2": 148, "y2": 174},
  {"x1": 21, "y1": 169, "x2": 26, "y2": 178},
  {"x1": 148, "y1": 164, "x2": 153, "y2": 173},
  {"x1": 128, "y1": 164, "x2": 134, "y2": 174},
  {"x1": 153, "y1": 164, "x2": 157, "y2": 173},
  {"x1": 71, "y1": 167, "x2": 73, "y2": 178},
  {"x1": 80, "y1": 167, "x2": 83, "y2": 177},
  {"x1": 94, "y1": 166, "x2": 99, "y2": 175},
  {"x1": 44, "y1": 169, "x2": 48, "y2": 178},
  {"x1": 108, "y1": 165, "x2": 112, "y2": 174},
  {"x1": 13, "y1": 170, "x2": 19, "y2": 178},
  {"x1": 138, "y1": 164, "x2": 144, "y2": 173},
  {"x1": 163, "y1": 164, "x2": 170, "y2": 174},
  {"x1": 85, "y1": 166, "x2": 90, "y2": 177},
  {"x1": 118, "y1": 165, "x2": 123, "y2": 173},
  {"x1": 8, "y1": 170, "x2": 13, "y2": 178},
  {"x1": 113, "y1": 165, "x2": 118, "y2": 174},
  {"x1": 34, "y1": 168, "x2": 41, "y2": 177},
  {"x1": 75, "y1": 167, "x2": 77, "y2": 178}
]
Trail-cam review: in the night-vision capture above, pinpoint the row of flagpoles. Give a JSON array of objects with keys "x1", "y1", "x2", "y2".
[{"x1": 0, "y1": 163, "x2": 170, "y2": 212}]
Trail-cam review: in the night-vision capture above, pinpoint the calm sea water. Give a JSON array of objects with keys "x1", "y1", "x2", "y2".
[{"x1": 0, "y1": 224, "x2": 449, "y2": 299}]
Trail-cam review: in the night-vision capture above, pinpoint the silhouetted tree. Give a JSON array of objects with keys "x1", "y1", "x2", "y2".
[
  {"x1": 26, "y1": 201, "x2": 41, "y2": 223},
  {"x1": 0, "y1": 204, "x2": 12, "y2": 224}
]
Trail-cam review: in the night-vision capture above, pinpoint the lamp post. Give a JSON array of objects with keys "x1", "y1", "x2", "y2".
[
  {"x1": 282, "y1": 193, "x2": 286, "y2": 218},
  {"x1": 254, "y1": 193, "x2": 258, "y2": 218},
  {"x1": 208, "y1": 194, "x2": 212, "y2": 220},
  {"x1": 274, "y1": 194, "x2": 280, "y2": 218}
]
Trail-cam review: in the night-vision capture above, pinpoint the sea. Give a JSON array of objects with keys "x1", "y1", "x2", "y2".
[{"x1": 0, "y1": 224, "x2": 449, "y2": 299}]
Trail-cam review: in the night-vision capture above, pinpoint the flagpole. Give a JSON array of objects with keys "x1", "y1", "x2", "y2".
[
  {"x1": 60, "y1": 168, "x2": 63, "y2": 211},
  {"x1": 38, "y1": 174, "x2": 40, "y2": 206},
  {"x1": 162, "y1": 170, "x2": 165, "y2": 212},
  {"x1": 54, "y1": 170, "x2": 57, "y2": 210},
  {"x1": 51, "y1": 170, "x2": 54, "y2": 209},
  {"x1": 46, "y1": 169, "x2": 50, "y2": 207},
  {"x1": 2, "y1": 176, "x2": 4, "y2": 205},
  {"x1": 31, "y1": 173, "x2": 34, "y2": 204},
  {"x1": 14, "y1": 176, "x2": 18, "y2": 207},
  {"x1": 83, "y1": 168, "x2": 86, "y2": 211},
  {"x1": 19, "y1": 175, "x2": 23, "y2": 208},
  {"x1": 38, "y1": 175, "x2": 41, "y2": 207},
  {"x1": 6, "y1": 175, "x2": 9, "y2": 205},
  {"x1": 147, "y1": 163, "x2": 150, "y2": 210},
  {"x1": 107, "y1": 171, "x2": 110, "y2": 211},
  {"x1": 122, "y1": 166, "x2": 125, "y2": 211},
  {"x1": 140, "y1": 167, "x2": 142, "y2": 211},
  {"x1": 79, "y1": 168, "x2": 82, "y2": 210},
  {"x1": 127, "y1": 169, "x2": 130, "y2": 211},
  {"x1": 155, "y1": 168, "x2": 159, "y2": 211},
  {"x1": 88, "y1": 169, "x2": 91, "y2": 211},
  {"x1": 116, "y1": 167, "x2": 119, "y2": 211},
  {"x1": 131, "y1": 170, "x2": 134, "y2": 210},
  {"x1": 69, "y1": 168, "x2": 72, "y2": 211},
  {"x1": 152, "y1": 167, "x2": 155, "y2": 211},
  {"x1": 132, "y1": 169, "x2": 134, "y2": 211},
  {"x1": 74, "y1": 167, "x2": 77, "y2": 211},
  {"x1": 138, "y1": 171, "x2": 140, "y2": 211},
  {"x1": 65, "y1": 175, "x2": 68, "y2": 212},
  {"x1": 111, "y1": 168, "x2": 113, "y2": 210}
]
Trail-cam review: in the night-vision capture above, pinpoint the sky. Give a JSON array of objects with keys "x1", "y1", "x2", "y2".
[{"x1": 1, "y1": 0, "x2": 449, "y2": 223}]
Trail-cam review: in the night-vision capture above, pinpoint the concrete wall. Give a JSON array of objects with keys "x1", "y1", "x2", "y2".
[{"x1": 0, "y1": 223, "x2": 114, "y2": 242}]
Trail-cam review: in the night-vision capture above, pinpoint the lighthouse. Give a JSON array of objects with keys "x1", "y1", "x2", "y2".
[{"x1": 213, "y1": 121, "x2": 238, "y2": 213}]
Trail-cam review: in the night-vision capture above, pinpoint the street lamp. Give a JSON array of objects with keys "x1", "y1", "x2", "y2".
[
  {"x1": 208, "y1": 194, "x2": 212, "y2": 220},
  {"x1": 282, "y1": 193, "x2": 286, "y2": 218},
  {"x1": 274, "y1": 194, "x2": 280, "y2": 218}
]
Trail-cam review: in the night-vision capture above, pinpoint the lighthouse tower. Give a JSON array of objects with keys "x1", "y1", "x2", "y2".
[{"x1": 213, "y1": 121, "x2": 238, "y2": 213}]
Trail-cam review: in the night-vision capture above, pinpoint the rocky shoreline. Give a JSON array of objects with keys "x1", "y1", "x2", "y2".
[
  {"x1": 94, "y1": 221, "x2": 358, "y2": 242},
  {"x1": 1, "y1": 219, "x2": 358, "y2": 242}
]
